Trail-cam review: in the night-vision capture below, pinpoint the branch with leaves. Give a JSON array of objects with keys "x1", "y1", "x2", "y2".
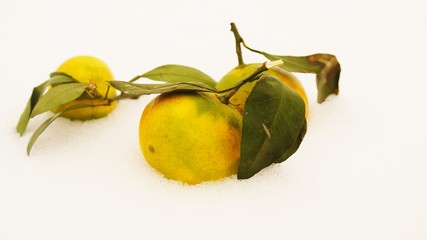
[{"x1": 16, "y1": 22, "x2": 341, "y2": 180}]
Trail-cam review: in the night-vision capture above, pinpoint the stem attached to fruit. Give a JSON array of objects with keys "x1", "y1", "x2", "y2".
[
  {"x1": 104, "y1": 85, "x2": 111, "y2": 100},
  {"x1": 230, "y1": 22, "x2": 245, "y2": 65},
  {"x1": 218, "y1": 63, "x2": 267, "y2": 104},
  {"x1": 230, "y1": 23, "x2": 264, "y2": 56},
  {"x1": 218, "y1": 60, "x2": 284, "y2": 105}
]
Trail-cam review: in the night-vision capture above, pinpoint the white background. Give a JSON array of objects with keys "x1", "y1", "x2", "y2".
[{"x1": 1, "y1": 0, "x2": 426, "y2": 239}]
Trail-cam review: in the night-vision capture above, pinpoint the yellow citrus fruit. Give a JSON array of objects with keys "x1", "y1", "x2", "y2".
[
  {"x1": 54, "y1": 56, "x2": 117, "y2": 120},
  {"x1": 217, "y1": 63, "x2": 309, "y2": 118},
  {"x1": 139, "y1": 92, "x2": 242, "y2": 185}
]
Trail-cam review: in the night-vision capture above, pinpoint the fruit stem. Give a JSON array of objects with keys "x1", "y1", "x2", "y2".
[
  {"x1": 218, "y1": 62, "x2": 267, "y2": 104},
  {"x1": 230, "y1": 22, "x2": 245, "y2": 65},
  {"x1": 104, "y1": 85, "x2": 111, "y2": 100},
  {"x1": 218, "y1": 60, "x2": 284, "y2": 105}
]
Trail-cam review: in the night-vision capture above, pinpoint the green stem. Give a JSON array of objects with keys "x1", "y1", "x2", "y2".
[
  {"x1": 241, "y1": 41, "x2": 263, "y2": 55},
  {"x1": 104, "y1": 85, "x2": 111, "y2": 100},
  {"x1": 230, "y1": 22, "x2": 244, "y2": 65},
  {"x1": 218, "y1": 63, "x2": 268, "y2": 104}
]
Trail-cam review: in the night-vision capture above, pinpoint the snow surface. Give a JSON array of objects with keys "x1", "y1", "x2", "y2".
[{"x1": 1, "y1": 0, "x2": 426, "y2": 239}]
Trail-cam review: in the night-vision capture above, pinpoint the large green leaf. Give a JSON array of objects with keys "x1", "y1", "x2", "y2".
[
  {"x1": 49, "y1": 72, "x2": 79, "y2": 86},
  {"x1": 16, "y1": 73, "x2": 77, "y2": 135},
  {"x1": 129, "y1": 64, "x2": 217, "y2": 87},
  {"x1": 31, "y1": 82, "x2": 89, "y2": 117},
  {"x1": 26, "y1": 111, "x2": 63, "y2": 155},
  {"x1": 109, "y1": 80, "x2": 217, "y2": 95},
  {"x1": 26, "y1": 103, "x2": 91, "y2": 155},
  {"x1": 275, "y1": 119, "x2": 307, "y2": 163},
  {"x1": 247, "y1": 50, "x2": 341, "y2": 103},
  {"x1": 238, "y1": 75, "x2": 306, "y2": 179}
]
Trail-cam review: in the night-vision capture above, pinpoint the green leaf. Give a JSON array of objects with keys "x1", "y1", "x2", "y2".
[
  {"x1": 16, "y1": 101, "x2": 32, "y2": 136},
  {"x1": 109, "y1": 80, "x2": 217, "y2": 95},
  {"x1": 26, "y1": 111, "x2": 62, "y2": 155},
  {"x1": 265, "y1": 53, "x2": 340, "y2": 103},
  {"x1": 16, "y1": 73, "x2": 77, "y2": 135},
  {"x1": 275, "y1": 119, "x2": 307, "y2": 163},
  {"x1": 247, "y1": 49, "x2": 341, "y2": 103},
  {"x1": 26, "y1": 104, "x2": 90, "y2": 155},
  {"x1": 49, "y1": 72, "x2": 79, "y2": 86},
  {"x1": 238, "y1": 75, "x2": 306, "y2": 179},
  {"x1": 31, "y1": 82, "x2": 89, "y2": 117},
  {"x1": 130, "y1": 64, "x2": 217, "y2": 87}
]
